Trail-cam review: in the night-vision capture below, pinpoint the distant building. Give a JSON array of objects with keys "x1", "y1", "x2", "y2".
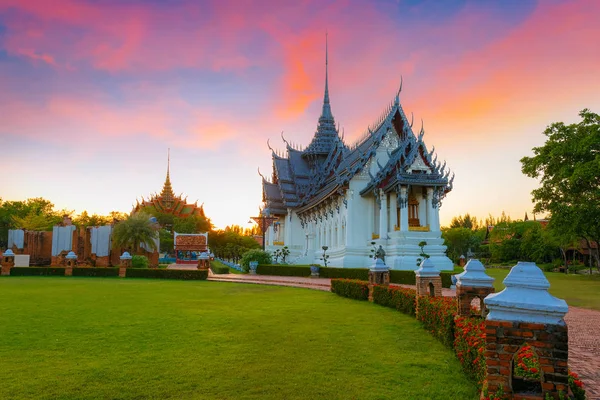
[
  {"x1": 260, "y1": 43, "x2": 454, "y2": 270},
  {"x1": 134, "y1": 151, "x2": 206, "y2": 219}
]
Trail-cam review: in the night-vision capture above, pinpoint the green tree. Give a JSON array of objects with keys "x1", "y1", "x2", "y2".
[
  {"x1": 442, "y1": 227, "x2": 479, "y2": 263},
  {"x1": 73, "y1": 211, "x2": 112, "y2": 227},
  {"x1": 449, "y1": 213, "x2": 480, "y2": 230},
  {"x1": 521, "y1": 109, "x2": 600, "y2": 270},
  {"x1": 0, "y1": 198, "x2": 64, "y2": 247},
  {"x1": 112, "y1": 213, "x2": 158, "y2": 254}
]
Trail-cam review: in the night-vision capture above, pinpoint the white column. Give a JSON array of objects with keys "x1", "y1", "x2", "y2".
[
  {"x1": 379, "y1": 189, "x2": 388, "y2": 239},
  {"x1": 284, "y1": 209, "x2": 292, "y2": 245},
  {"x1": 431, "y1": 190, "x2": 441, "y2": 232},
  {"x1": 336, "y1": 220, "x2": 342, "y2": 248},
  {"x1": 345, "y1": 191, "x2": 354, "y2": 246},
  {"x1": 390, "y1": 191, "x2": 398, "y2": 231},
  {"x1": 400, "y1": 185, "x2": 408, "y2": 232},
  {"x1": 426, "y1": 188, "x2": 434, "y2": 230}
]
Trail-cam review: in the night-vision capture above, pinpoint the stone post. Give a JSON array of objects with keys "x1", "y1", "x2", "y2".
[
  {"x1": 459, "y1": 255, "x2": 466, "y2": 267},
  {"x1": 455, "y1": 259, "x2": 494, "y2": 318},
  {"x1": 65, "y1": 251, "x2": 77, "y2": 276},
  {"x1": 197, "y1": 252, "x2": 209, "y2": 270},
  {"x1": 368, "y1": 258, "x2": 390, "y2": 302},
  {"x1": 414, "y1": 258, "x2": 442, "y2": 314},
  {"x1": 483, "y1": 262, "x2": 569, "y2": 399},
  {"x1": 119, "y1": 251, "x2": 132, "y2": 278},
  {"x1": 1, "y1": 249, "x2": 16, "y2": 276}
]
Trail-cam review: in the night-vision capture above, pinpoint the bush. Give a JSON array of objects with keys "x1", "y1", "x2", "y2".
[
  {"x1": 372, "y1": 285, "x2": 416, "y2": 316},
  {"x1": 72, "y1": 268, "x2": 120, "y2": 277},
  {"x1": 240, "y1": 250, "x2": 272, "y2": 271},
  {"x1": 125, "y1": 268, "x2": 208, "y2": 280},
  {"x1": 10, "y1": 267, "x2": 66, "y2": 276},
  {"x1": 440, "y1": 272, "x2": 453, "y2": 288},
  {"x1": 319, "y1": 267, "x2": 369, "y2": 280},
  {"x1": 416, "y1": 296, "x2": 457, "y2": 348},
  {"x1": 132, "y1": 255, "x2": 149, "y2": 268},
  {"x1": 210, "y1": 261, "x2": 230, "y2": 275},
  {"x1": 256, "y1": 264, "x2": 311, "y2": 277},
  {"x1": 389, "y1": 270, "x2": 416, "y2": 285},
  {"x1": 454, "y1": 316, "x2": 486, "y2": 388},
  {"x1": 330, "y1": 279, "x2": 369, "y2": 301}
]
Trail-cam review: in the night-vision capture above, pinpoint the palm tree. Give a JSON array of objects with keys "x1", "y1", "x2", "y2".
[{"x1": 112, "y1": 212, "x2": 158, "y2": 254}]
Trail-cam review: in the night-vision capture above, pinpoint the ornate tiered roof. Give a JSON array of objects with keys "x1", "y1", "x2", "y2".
[
  {"x1": 134, "y1": 151, "x2": 206, "y2": 218},
  {"x1": 262, "y1": 47, "x2": 454, "y2": 216}
]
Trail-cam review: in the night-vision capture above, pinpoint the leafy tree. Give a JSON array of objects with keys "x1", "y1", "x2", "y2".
[
  {"x1": 12, "y1": 212, "x2": 57, "y2": 231},
  {"x1": 521, "y1": 109, "x2": 600, "y2": 270},
  {"x1": 0, "y1": 198, "x2": 64, "y2": 247},
  {"x1": 73, "y1": 211, "x2": 112, "y2": 227},
  {"x1": 442, "y1": 227, "x2": 480, "y2": 263},
  {"x1": 449, "y1": 214, "x2": 480, "y2": 230},
  {"x1": 112, "y1": 212, "x2": 158, "y2": 254}
]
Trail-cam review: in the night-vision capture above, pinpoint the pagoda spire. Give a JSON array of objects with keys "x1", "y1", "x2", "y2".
[
  {"x1": 161, "y1": 148, "x2": 175, "y2": 202},
  {"x1": 303, "y1": 32, "x2": 338, "y2": 159},
  {"x1": 321, "y1": 31, "x2": 333, "y2": 121}
]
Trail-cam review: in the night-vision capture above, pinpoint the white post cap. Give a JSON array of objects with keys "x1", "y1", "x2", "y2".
[
  {"x1": 484, "y1": 262, "x2": 568, "y2": 325},
  {"x1": 415, "y1": 258, "x2": 440, "y2": 278},
  {"x1": 371, "y1": 257, "x2": 388, "y2": 271},
  {"x1": 455, "y1": 259, "x2": 494, "y2": 288}
]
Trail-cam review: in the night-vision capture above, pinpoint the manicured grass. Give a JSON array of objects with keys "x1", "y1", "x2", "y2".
[
  {"x1": 0, "y1": 277, "x2": 478, "y2": 399},
  {"x1": 486, "y1": 267, "x2": 600, "y2": 311}
]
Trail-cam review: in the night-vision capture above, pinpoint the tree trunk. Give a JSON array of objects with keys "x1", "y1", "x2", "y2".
[{"x1": 559, "y1": 247, "x2": 568, "y2": 274}]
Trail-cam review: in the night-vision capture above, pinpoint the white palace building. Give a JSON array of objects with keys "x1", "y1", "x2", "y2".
[{"x1": 261, "y1": 46, "x2": 454, "y2": 270}]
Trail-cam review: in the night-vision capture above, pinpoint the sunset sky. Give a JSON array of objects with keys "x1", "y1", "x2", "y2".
[{"x1": 1, "y1": 0, "x2": 599, "y2": 229}]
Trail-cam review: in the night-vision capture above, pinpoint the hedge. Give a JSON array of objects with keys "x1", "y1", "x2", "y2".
[
  {"x1": 330, "y1": 279, "x2": 369, "y2": 301},
  {"x1": 72, "y1": 268, "x2": 120, "y2": 277},
  {"x1": 10, "y1": 267, "x2": 66, "y2": 276},
  {"x1": 440, "y1": 272, "x2": 453, "y2": 288},
  {"x1": 210, "y1": 261, "x2": 230, "y2": 275},
  {"x1": 125, "y1": 268, "x2": 208, "y2": 280},
  {"x1": 319, "y1": 267, "x2": 369, "y2": 280},
  {"x1": 454, "y1": 316, "x2": 486, "y2": 388},
  {"x1": 389, "y1": 270, "x2": 416, "y2": 285},
  {"x1": 372, "y1": 285, "x2": 416, "y2": 316},
  {"x1": 390, "y1": 270, "x2": 453, "y2": 288},
  {"x1": 256, "y1": 264, "x2": 311, "y2": 277},
  {"x1": 416, "y1": 295, "x2": 457, "y2": 348}
]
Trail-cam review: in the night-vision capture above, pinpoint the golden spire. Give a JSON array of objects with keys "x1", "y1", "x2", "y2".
[{"x1": 160, "y1": 148, "x2": 175, "y2": 204}]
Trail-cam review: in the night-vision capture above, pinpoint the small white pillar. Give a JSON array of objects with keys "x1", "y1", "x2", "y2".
[
  {"x1": 399, "y1": 186, "x2": 408, "y2": 232},
  {"x1": 389, "y1": 191, "x2": 398, "y2": 231},
  {"x1": 379, "y1": 189, "x2": 388, "y2": 239}
]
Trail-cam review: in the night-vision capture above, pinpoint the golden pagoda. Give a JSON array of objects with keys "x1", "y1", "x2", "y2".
[{"x1": 134, "y1": 150, "x2": 206, "y2": 218}]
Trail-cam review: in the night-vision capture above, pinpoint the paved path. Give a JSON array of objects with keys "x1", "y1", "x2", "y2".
[{"x1": 168, "y1": 264, "x2": 599, "y2": 397}]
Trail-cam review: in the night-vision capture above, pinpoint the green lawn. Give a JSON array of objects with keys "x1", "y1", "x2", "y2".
[
  {"x1": 485, "y1": 268, "x2": 600, "y2": 311},
  {"x1": 0, "y1": 277, "x2": 478, "y2": 400}
]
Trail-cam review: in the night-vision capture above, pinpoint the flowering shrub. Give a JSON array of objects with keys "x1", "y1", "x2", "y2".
[
  {"x1": 330, "y1": 279, "x2": 369, "y2": 301},
  {"x1": 454, "y1": 316, "x2": 486, "y2": 388},
  {"x1": 568, "y1": 370, "x2": 586, "y2": 400},
  {"x1": 372, "y1": 285, "x2": 416, "y2": 316},
  {"x1": 416, "y1": 296, "x2": 457, "y2": 347},
  {"x1": 514, "y1": 344, "x2": 541, "y2": 380},
  {"x1": 481, "y1": 383, "x2": 506, "y2": 400}
]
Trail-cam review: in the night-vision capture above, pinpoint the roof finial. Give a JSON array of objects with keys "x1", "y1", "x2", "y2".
[{"x1": 324, "y1": 30, "x2": 330, "y2": 107}]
